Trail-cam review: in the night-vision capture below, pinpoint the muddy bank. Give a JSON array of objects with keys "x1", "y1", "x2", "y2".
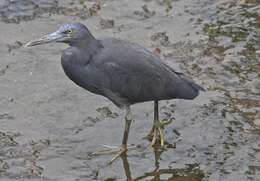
[{"x1": 0, "y1": 0, "x2": 259, "y2": 180}]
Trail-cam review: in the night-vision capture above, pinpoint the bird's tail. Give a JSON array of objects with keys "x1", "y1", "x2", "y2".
[
  {"x1": 174, "y1": 71, "x2": 205, "y2": 99},
  {"x1": 179, "y1": 74, "x2": 205, "y2": 91}
]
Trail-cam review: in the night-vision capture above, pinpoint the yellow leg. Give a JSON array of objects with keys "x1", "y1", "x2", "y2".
[
  {"x1": 92, "y1": 106, "x2": 134, "y2": 164},
  {"x1": 146, "y1": 101, "x2": 172, "y2": 147},
  {"x1": 108, "y1": 144, "x2": 127, "y2": 164}
]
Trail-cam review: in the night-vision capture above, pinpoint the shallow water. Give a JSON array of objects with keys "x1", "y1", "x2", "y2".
[{"x1": 0, "y1": 0, "x2": 259, "y2": 180}]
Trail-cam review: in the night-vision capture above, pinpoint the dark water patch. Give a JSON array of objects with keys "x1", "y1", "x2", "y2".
[
  {"x1": 134, "y1": 4, "x2": 156, "y2": 19},
  {"x1": 0, "y1": 132, "x2": 18, "y2": 147},
  {"x1": 63, "y1": 107, "x2": 118, "y2": 135},
  {"x1": 0, "y1": 132, "x2": 50, "y2": 179},
  {"x1": 96, "y1": 106, "x2": 119, "y2": 119},
  {"x1": 151, "y1": 31, "x2": 171, "y2": 47},
  {"x1": 155, "y1": 0, "x2": 174, "y2": 12},
  {"x1": 7, "y1": 41, "x2": 23, "y2": 53},
  {"x1": 0, "y1": 64, "x2": 10, "y2": 76},
  {"x1": 245, "y1": 0, "x2": 260, "y2": 5},
  {"x1": 0, "y1": 113, "x2": 14, "y2": 120},
  {"x1": 0, "y1": 0, "x2": 102, "y2": 23},
  {"x1": 100, "y1": 18, "x2": 115, "y2": 29},
  {"x1": 0, "y1": 0, "x2": 59, "y2": 23}
]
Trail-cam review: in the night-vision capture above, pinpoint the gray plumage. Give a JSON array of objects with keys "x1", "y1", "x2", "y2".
[{"x1": 57, "y1": 23, "x2": 204, "y2": 108}]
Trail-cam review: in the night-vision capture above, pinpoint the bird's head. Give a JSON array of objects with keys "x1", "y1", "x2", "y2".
[{"x1": 26, "y1": 22, "x2": 92, "y2": 47}]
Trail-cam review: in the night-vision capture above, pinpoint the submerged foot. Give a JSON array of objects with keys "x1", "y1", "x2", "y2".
[
  {"x1": 145, "y1": 119, "x2": 172, "y2": 147},
  {"x1": 92, "y1": 144, "x2": 136, "y2": 164}
]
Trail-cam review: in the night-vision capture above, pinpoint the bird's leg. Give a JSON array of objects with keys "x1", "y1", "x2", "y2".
[
  {"x1": 145, "y1": 100, "x2": 159, "y2": 138},
  {"x1": 92, "y1": 106, "x2": 135, "y2": 164},
  {"x1": 151, "y1": 100, "x2": 164, "y2": 147},
  {"x1": 145, "y1": 101, "x2": 170, "y2": 147},
  {"x1": 109, "y1": 106, "x2": 132, "y2": 164}
]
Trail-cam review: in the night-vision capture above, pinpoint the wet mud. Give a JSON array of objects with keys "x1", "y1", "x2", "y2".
[{"x1": 0, "y1": 0, "x2": 259, "y2": 180}]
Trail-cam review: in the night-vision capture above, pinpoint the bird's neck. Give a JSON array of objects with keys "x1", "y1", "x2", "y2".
[{"x1": 69, "y1": 36, "x2": 103, "y2": 55}]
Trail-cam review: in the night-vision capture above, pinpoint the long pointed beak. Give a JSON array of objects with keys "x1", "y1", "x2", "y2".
[{"x1": 25, "y1": 31, "x2": 63, "y2": 47}]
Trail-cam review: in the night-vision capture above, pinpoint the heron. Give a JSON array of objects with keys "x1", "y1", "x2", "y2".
[{"x1": 26, "y1": 22, "x2": 205, "y2": 163}]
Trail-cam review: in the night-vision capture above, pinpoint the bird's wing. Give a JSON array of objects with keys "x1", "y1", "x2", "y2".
[{"x1": 95, "y1": 38, "x2": 185, "y2": 104}]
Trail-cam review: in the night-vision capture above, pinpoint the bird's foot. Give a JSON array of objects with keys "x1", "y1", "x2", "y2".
[
  {"x1": 92, "y1": 144, "x2": 136, "y2": 164},
  {"x1": 92, "y1": 145, "x2": 121, "y2": 155},
  {"x1": 145, "y1": 119, "x2": 172, "y2": 147},
  {"x1": 108, "y1": 146, "x2": 127, "y2": 164}
]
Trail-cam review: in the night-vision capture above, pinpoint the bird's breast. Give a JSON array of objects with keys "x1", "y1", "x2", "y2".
[{"x1": 61, "y1": 55, "x2": 104, "y2": 96}]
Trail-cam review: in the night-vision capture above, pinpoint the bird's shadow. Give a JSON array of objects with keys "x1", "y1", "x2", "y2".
[{"x1": 119, "y1": 144, "x2": 205, "y2": 181}]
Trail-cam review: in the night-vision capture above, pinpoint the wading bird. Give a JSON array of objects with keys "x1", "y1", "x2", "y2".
[{"x1": 26, "y1": 22, "x2": 204, "y2": 163}]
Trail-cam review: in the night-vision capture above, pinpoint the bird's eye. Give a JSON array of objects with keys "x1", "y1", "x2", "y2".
[{"x1": 64, "y1": 29, "x2": 73, "y2": 34}]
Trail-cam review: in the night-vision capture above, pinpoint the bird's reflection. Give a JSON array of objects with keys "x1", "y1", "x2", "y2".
[
  {"x1": 119, "y1": 145, "x2": 205, "y2": 181},
  {"x1": 120, "y1": 152, "x2": 132, "y2": 181}
]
